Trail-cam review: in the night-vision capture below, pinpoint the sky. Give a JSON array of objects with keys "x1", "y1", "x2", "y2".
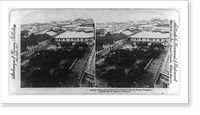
[{"x1": 21, "y1": 9, "x2": 179, "y2": 24}]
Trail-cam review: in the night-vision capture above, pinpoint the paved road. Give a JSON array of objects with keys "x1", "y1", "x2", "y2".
[
  {"x1": 66, "y1": 47, "x2": 92, "y2": 87},
  {"x1": 146, "y1": 50, "x2": 167, "y2": 74}
]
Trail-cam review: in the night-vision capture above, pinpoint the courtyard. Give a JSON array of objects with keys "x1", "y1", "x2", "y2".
[
  {"x1": 21, "y1": 42, "x2": 92, "y2": 87},
  {"x1": 96, "y1": 43, "x2": 166, "y2": 88}
]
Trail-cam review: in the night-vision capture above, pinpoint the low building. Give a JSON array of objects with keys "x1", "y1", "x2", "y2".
[
  {"x1": 130, "y1": 31, "x2": 169, "y2": 45},
  {"x1": 129, "y1": 26, "x2": 137, "y2": 30},
  {"x1": 121, "y1": 30, "x2": 134, "y2": 36},
  {"x1": 96, "y1": 29, "x2": 141, "y2": 58},
  {"x1": 22, "y1": 39, "x2": 50, "y2": 57},
  {"x1": 76, "y1": 26, "x2": 94, "y2": 32},
  {"x1": 152, "y1": 26, "x2": 170, "y2": 33},
  {"x1": 45, "y1": 31, "x2": 57, "y2": 37},
  {"x1": 21, "y1": 26, "x2": 38, "y2": 34},
  {"x1": 104, "y1": 25, "x2": 114, "y2": 32},
  {"x1": 96, "y1": 33, "x2": 127, "y2": 56},
  {"x1": 21, "y1": 59, "x2": 29, "y2": 67},
  {"x1": 54, "y1": 31, "x2": 94, "y2": 45},
  {"x1": 138, "y1": 24, "x2": 153, "y2": 30},
  {"x1": 62, "y1": 24, "x2": 76, "y2": 31}
]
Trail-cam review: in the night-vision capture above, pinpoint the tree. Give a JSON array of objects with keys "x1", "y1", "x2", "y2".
[
  {"x1": 61, "y1": 42, "x2": 72, "y2": 49},
  {"x1": 157, "y1": 43, "x2": 165, "y2": 49},
  {"x1": 63, "y1": 60, "x2": 73, "y2": 69},
  {"x1": 52, "y1": 68, "x2": 72, "y2": 86},
  {"x1": 74, "y1": 43, "x2": 89, "y2": 49},
  {"x1": 106, "y1": 32, "x2": 111, "y2": 36},
  {"x1": 105, "y1": 54, "x2": 119, "y2": 65},
  {"x1": 42, "y1": 58, "x2": 61, "y2": 68},
  {"x1": 25, "y1": 67, "x2": 52, "y2": 87},
  {"x1": 117, "y1": 57, "x2": 136, "y2": 68},
  {"x1": 79, "y1": 43, "x2": 89, "y2": 49},
  {"x1": 137, "y1": 42, "x2": 148, "y2": 48},
  {"x1": 149, "y1": 43, "x2": 164, "y2": 50},
  {"x1": 105, "y1": 68, "x2": 127, "y2": 87},
  {"x1": 128, "y1": 68, "x2": 147, "y2": 78}
]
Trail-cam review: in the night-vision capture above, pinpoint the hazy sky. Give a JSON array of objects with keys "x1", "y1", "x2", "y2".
[{"x1": 22, "y1": 9, "x2": 179, "y2": 24}]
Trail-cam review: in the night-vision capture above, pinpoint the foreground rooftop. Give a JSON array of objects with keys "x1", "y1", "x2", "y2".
[
  {"x1": 131, "y1": 31, "x2": 169, "y2": 39},
  {"x1": 55, "y1": 31, "x2": 94, "y2": 39}
]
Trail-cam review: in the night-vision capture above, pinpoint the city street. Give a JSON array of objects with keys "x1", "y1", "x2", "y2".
[
  {"x1": 146, "y1": 49, "x2": 167, "y2": 74},
  {"x1": 66, "y1": 47, "x2": 92, "y2": 87}
]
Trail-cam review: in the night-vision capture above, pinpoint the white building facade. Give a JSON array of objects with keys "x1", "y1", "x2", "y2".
[
  {"x1": 130, "y1": 31, "x2": 169, "y2": 46},
  {"x1": 54, "y1": 31, "x2": 94, "y2": 45}
]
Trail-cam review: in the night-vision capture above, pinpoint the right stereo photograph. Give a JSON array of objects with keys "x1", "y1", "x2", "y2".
[{"x1": 95, "y1": 9, "x2": 179, "y2": 89}]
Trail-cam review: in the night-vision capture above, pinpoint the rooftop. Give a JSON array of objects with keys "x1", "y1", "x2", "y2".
[
  {"x1": 121, "y1": 30, "x2": 134, "y2": 36},
  {"x1": 55, "y1": 31, "x2": 94, "y2": 39},
  {"x1": 96, "y1": 33, "x2": 127, "y2": 45},
  {"x1": 77, "y1": 26, "x2": 94, "y2": 29},
  {"x1": 130, "y1": 31, "x2": 169, "y2": 39},
  {"x1": 45, "y1": 31, "x2": 57, "y2": 36}
]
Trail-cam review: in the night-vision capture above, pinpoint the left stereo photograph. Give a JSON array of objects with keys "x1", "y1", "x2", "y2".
[{"x1": 10, "y1": 9, "x2": 96, "y2": 92}]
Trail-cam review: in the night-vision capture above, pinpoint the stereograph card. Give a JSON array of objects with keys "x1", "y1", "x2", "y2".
[{"x1": 8, "y1": 8, "x2": 181, "y2": 95}]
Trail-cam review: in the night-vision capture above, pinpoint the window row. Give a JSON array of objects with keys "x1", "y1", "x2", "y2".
[
  {"x1": 55, "y1": 38, "x2": 92, "y2": 42},
  {"x1": 131, "y1": 38, "x2": 168, "y2": 42}
]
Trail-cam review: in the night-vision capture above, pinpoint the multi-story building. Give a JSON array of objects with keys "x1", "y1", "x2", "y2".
[
  {"x1": 130, "y1": 31, "x2": 169, "y2": 45},
  {"x1": 54, "y1": 31, "x2": 94, "y2": 45}
]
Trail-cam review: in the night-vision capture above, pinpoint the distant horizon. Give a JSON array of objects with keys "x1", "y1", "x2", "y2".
[
  {"x1": 21, "y1": 9, "x2": 178, "y2": 24},
  {"x1": 22, "y1": 18, "x2": 168, "y2": 25},
  {"x1": 21, "y1": 18, "x2": 94, "y2": 25}
]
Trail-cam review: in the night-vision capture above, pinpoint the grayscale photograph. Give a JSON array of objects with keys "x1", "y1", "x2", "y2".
[
  {"x1": 95, "y1": 9, "x2": 178, "y2": 88},
  {"x1": 0, "y1": 0, "x2": 189, "y2": 105},
  {"x1": 9, "y1": 8, "x2": 179, "y2": 94},
  {"x1": 20, "y1": 10, "x2": 95, "y2": 88}
]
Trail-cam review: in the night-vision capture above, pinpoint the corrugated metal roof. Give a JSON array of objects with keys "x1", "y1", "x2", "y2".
[
  {"x1": 121, "y1": 30, "x2": 133, "y2": 36},
  {"x1": 131, "y1": 31, "x2": 169, "y2": 38},
  {"x1": 45, "y1": 31, "x2": 57, "y2": 36},
  {"x1": 55, "y1": 31, "x2": 94, "y2": 38}
]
